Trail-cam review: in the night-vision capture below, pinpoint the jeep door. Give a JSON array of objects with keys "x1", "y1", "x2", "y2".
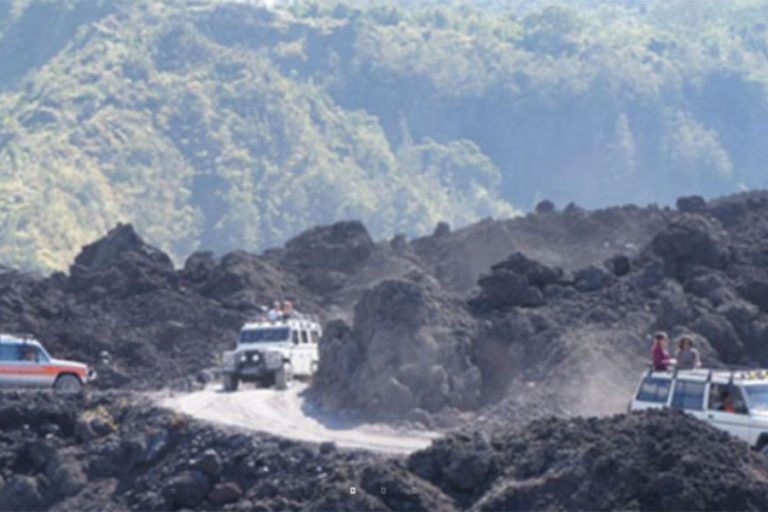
[
  {"x1": 0, "y1": 346, "x2": 53, "y2": 388},
  {"x1": 0, "y1": 344, "x2": 21, "y2": 387},
  {"x1": 309, "y1": 329, "x2": 320, "y2": 373},
  {"x1": 706, "y1": 383, "x2": 751, "y2": 443},
  {"x1": 288, "y1": 329, "x2": 307, "y2": 375},
  {"x1": 295, "y1": 329, "x2": 314, "y2": 376},
  {"x1": 670, "y1": 379, "x2": 707, "y2": 420}
]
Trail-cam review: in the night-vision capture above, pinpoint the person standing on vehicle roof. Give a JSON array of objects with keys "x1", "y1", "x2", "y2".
[
  {"x1": 282, "y1": 300, "x2": 294, "y2": 320},
  {"x1": 268, "y1": 301, "x2": 282, "y2": 322},
  {"x1": 651, "y1": 332, "x2": 676, "y2": 371},
  {"x1": 676, "y1": 335, "x2": 701, "y2": 370}
]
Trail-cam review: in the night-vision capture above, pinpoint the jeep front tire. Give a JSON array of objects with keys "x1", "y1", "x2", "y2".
[
  {"x1": 54, "y1": 374, "x2": 83, "y2": 394},
  {"x1": 223, "y1": 374, "x2": 239, "y2": 392}
]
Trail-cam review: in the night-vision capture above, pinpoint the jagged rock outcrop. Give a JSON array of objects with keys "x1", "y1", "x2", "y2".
[
  {"x1": 469, "y1": 252, "x2": 564, "y2": 311},
  {"x1": 280, "y1": 221, "x2": 376, "y2": 295},
  {"x1": 313, "y1": 273, "x2": 480, "y2": 417},
  {"x1": 0, "y1": 225, "x2": 310, "y2": 389},
  {"x1": 651, "y1": 214, "x2": 730, "y2": 280}
]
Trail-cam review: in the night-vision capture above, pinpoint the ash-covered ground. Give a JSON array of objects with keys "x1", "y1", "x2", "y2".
[{"x1": 4, "y1": 191, "x2": 768, "y2": 510}]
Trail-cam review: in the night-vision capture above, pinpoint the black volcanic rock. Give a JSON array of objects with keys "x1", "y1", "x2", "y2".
[
  {"x1": 7, "y1": 191, "x2": 768, "y2": 511},
  {"x1": 408, "y1": 410, "x2": 768, "y2": 511},
  {"x1": 281, "y1": 221, "x2": 376, "y2": 295},
  {"x1": 469, "y1": 252, "x2": 563, "y2": 311},
  {"x1": 284, "y1": 221, "x2": 375, "y2": 274},
  {"x1": 312, "y1": 273, "x2": 480, "y2": 417},
  {"x1": 3, "y1": 392, "x2": 768, "y2": 512},
  {"x1": 652, "y1": 214, "x2": 729, "y2": 279},
  {"x1": 5, "y1": 192, "x2": 768, "y2": 420},
  {"x1": 73, "y1": 223, "x2": 173, "y2": 273},
  {"x1": 0, "y1": 226, "x2": 309, "y2": 389},
  {"x1": 0, "y1": 392, "x2": 389, "y2": 511},
  {"x1": 676, "y1": 195, "x2": 707, "y2": 213}
]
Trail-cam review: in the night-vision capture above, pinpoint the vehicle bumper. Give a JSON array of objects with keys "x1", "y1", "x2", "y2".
[{"x1": 235, "y1": 366, "x2": 274, "y2": 377}]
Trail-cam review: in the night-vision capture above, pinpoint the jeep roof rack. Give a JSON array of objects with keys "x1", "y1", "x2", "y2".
[
  {"x1": 0, "y1": 333, "x2": 36, "y2": 343},
  {"x1": 248, "y1": 311, "x2": 320, "y2": 325},
  {"x1": 645, "y1": 365, "x2": 768, "y2": 384}
]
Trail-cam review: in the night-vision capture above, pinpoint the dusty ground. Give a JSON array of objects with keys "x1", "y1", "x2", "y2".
[{"x1": 160, "y1": 383, "x2": 439, "y2": 455}]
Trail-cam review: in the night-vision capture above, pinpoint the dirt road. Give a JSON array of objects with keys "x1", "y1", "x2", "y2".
[{"x1": 161, "y1": 383, "x2": 439, "y2": 455}]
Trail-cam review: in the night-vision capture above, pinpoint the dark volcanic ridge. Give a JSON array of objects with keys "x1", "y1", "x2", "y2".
[
  {"x1": 0, "y1": 197, "x2": 666, "y2": 395},
  {"x1": 4, "y1": 192, "x2": 768, "y2": 511},
  {"x1": 3, "y1": 192, "x2": 768, "y2": 429},
  {"x1": 1, "y1": 392, "x2": 768, "y2": 511}
]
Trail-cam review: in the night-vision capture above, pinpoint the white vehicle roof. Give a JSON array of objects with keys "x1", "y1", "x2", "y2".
[
  {"x1": 0, "y1": 334, "x2": 42, "y2": 347},
  {"x1": 241, "y1": 313, "x2": 321, "y2": 332},
  {"x1": 645, "y1": 367, "x2": 768, "y2": 386}
]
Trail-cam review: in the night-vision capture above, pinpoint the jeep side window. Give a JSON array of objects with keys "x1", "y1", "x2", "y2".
[
  {"x1": 292, "y1": 330, "x2": 300, "y2": 345},
  {"x1": 671, "y1": 380, "x2": 705, "y2": 411},
  {"x1": 636, "y1": 377, "x2": 671, "y2": 403},
  {"x1": 0, "y1": 345, "x2": 20, "y2": 361},
  {"x1": 34, "y1": 348, "x2": 49, "y2": 363},
  {"x1": 21, "y1": 347, "x2": 39, "y2": 362},
  {"x1": 709, "y1": 384, "x2": 748, "y2": 415},
  {"x1": 311, "y1": 331, "x2": 320, "y2": 344},
  {"x1": 301, "y1": 330, "x2": 309, "y2": 344}
]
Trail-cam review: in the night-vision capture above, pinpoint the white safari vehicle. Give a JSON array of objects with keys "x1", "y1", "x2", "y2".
[
  {"x1": 630, "y1": 367, "x2": 768, "y2": 452},
  {"x1": 219, "y1": 313, "x2": 321, "y2": 391}
]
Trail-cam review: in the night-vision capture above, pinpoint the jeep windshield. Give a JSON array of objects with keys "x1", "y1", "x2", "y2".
[
  {"x1": 744, "y1": 384, "x2": 768, "y2": 413},
  {"x1": 240, "y1": 328, "x2": 290, "y2": 344}
]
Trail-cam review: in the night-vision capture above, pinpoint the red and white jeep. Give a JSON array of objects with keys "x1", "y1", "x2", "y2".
[{"x1": 0, "y1": 334, "x2": 96, "y2": 393}]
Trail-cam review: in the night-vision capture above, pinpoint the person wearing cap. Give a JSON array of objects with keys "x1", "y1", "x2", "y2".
[
  {"x1": 651, "y1": 332, "x2": 675, "y2": 371},
  {"x1": 676, "y1": 335, "x2": 701, "y2": 370}
]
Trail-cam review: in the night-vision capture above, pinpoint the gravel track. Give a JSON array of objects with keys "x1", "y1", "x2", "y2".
[{"x1": 161, "y1": 383, "x2": 439, "y2": 454}]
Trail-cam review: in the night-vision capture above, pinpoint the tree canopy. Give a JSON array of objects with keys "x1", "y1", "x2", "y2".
[{"x1": 1, "y1": 0, "x2": 767, "y2": 270}]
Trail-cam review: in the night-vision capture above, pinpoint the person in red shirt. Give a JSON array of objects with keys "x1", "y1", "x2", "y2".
[
  {"x1": 722, "y1": 392, "x2": 736, "y2": 413},
  {"x1": 651, "y1": 331, "x2": 676, "y2": 371}
]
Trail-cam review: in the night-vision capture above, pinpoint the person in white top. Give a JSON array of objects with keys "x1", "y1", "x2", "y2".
[{"x1": 268, "y1": 301, "x2": 282, "y2": 322}]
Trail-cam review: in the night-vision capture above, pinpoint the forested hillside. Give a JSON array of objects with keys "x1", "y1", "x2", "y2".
[{"x1": 0, "y1": 0, "x2": 767, "y2": 270}]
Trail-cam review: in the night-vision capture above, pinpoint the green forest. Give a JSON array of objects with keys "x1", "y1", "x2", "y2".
[{"x1": 0, "y1": 0, "x2": 767, "y2": 271}]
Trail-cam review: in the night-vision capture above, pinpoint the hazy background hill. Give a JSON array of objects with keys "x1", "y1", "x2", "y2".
[{"x1": 0, "y1": 0, "x2": 767, "y2": 270}]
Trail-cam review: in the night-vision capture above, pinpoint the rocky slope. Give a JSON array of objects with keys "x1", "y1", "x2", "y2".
[
  {"x1": 3, "y1": 191, "x2": 768, "y2": 428},
  {"x1": 0, "y1": 199, "x2": 661, "y2": 393},
  {"x1": 313, "y1": 192, "x2": 768, "y2": 428},
  {"x1": 4, "y1": 191, "x2": 768, "y2": 510},
  {"x1": 2, "y1": 392, "x2": 767, "y2": 511}
]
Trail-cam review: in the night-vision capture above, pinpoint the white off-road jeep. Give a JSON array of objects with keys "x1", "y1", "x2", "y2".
[
  {"x1": 630, "y1": 367, "x2": 768, "y2": 453},
  {"x1": 219, "y1": 313, "x2": 321, "y2": 391}
]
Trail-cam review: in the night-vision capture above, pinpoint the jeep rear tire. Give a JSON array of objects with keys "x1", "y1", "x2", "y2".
[
  {"x1": 54, "y1": 374, "x2": 83, "y2": 394},
  {"x1": 223, "y1": 374, "x2": 239, "y2": 392},
  {"x1": 275, "y1": 363, "x2": 293, "y2": 391}
]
